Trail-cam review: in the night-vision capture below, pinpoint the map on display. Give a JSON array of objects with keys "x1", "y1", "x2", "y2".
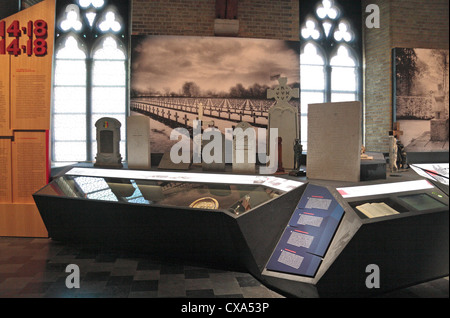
[{"x1": 266, "y1": 184, "x2": 345, "y2": 277}]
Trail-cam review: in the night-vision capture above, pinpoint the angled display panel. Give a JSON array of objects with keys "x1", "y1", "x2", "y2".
[{"x1": 266, "y1": 184, "x2": 344, "y2": 277}]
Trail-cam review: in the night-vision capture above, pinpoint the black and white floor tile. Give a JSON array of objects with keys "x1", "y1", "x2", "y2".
[{"x1": 0, "y1": 237, "x2": 448, "y2": 299}]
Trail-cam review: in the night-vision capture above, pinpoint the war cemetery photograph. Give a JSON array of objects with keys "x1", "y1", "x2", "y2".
[{"x1": 130, "y1": 35, "x2": 300, "y2": 154}]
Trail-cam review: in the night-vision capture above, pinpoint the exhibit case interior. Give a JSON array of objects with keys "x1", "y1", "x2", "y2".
[{"x1": 33, "y1": 167, "x2": 449, "y2": 297}]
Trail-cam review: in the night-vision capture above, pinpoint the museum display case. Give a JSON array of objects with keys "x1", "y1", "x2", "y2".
[
  {"x1": 33, "y1": 167, "x2": 306, "y2": 277},
  {"x1": 33, "y1": 166, "x2": 448, "y2": 297}
]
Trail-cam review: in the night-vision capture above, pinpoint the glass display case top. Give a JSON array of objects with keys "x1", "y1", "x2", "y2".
[
  {"x1": 336, "y1": 179, "x2": 435, "y2": 199},
  {"x1": 36, "y1": 168, "x2": 304, "y2": 215}
]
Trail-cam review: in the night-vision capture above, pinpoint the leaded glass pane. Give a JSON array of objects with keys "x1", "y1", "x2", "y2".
[
  {"x1": 60, "y1": 5, "x2": 83, "y2": 31},
  {"x1": 92, "y1": 87, "x2": 126, "y2": 113},
  {"x1": 301, "y1": 19, "x2": 320, "y2": 40},
  {"x1": 53, "y1": 114, "x2": 87, "y2": 141},
  {"x1": 331, "y1": 66, "x2": 357, "y2": 91},
  {"x1": 53, "y1": 141, "x2": 86, "y2": 162},
  {"x1": 330, "y1": 46, "x2": 356, "y2": 66},
  {"x1": 98, "y1": 11, "x2": 122, "y2": 32},
  {"x1": 53, "y1": 87, "x2": 86, "y2": 113},
  {"x1": 92, "y1": 60, "x2": 126, "y2": 86},
  {"x1": 55, "y1": 37, "x2": 86, "y2": 59},
  {"x1": 334, "y1": 21, "x2": 353, "y2": 42},
  {"x1": 79, "y1": 0, "x2": 104, "y2": 8},
  {"x1": 93, "y1": 37, "x2": 125, "y2": 60},
  {"x1": 316, "y1": 0, "x2": 338, "y2": 19},
  {"x1": 54, "y1": 60, "x2": 86, "y2": 86},
  {"x1": 331, "y1": 93, "x2": 357, "y2": 102},
  {"x1": 301, "y1": 43, "x2": 324, "y2": 65},
  {"x1": 301, "y1": 92, "x2": 325, "y2": 114}
]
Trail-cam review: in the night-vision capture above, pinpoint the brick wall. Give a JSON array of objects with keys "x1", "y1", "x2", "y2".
[
  {"x1": 131, "y1": 0, "x2": 299, "y2": 40},
  {"x1": 131, "y1": 0, "x2": 448, "y2": 153},
  {"x1": 391, "y1": 0, "x2": 449, "y2": 50},
  {"x1": 363, "y1": 0, "x2": 449, "y2": 152},
  {"x1": 131, "y1": 0, "x2": 215, "y2": 36},
  {"x1": 238, "y1": 0, "x2": 299, "y2": 41},
  {"x1": 363, "y1": 0, "x2": 392, "y2": 152}
]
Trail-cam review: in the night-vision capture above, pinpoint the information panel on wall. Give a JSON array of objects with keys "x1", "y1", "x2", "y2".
[
  {"x1": 266, "y1": 184, "x2": 344, "y2": 277},
  {"x1": 0, "y1": 0, "x2": 54, "y2": 237}
]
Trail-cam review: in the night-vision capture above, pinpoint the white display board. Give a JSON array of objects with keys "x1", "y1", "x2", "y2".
[{"x1": 307, "y1": 101, "x2": 362, "y2": 182}]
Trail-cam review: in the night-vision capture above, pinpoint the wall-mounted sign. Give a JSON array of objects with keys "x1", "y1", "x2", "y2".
[{"x1": 0, "y1": 19, "x2": 48, "y2": 56}]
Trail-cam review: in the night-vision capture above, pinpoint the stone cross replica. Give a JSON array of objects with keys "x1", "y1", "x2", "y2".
[{"x1": 267, "y1": 77, "x2": 299, "y2": 170}]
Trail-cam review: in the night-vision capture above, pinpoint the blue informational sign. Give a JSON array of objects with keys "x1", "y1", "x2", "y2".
[{"x1": 266, "y1": 184, "x2": 344, "y2": 277}]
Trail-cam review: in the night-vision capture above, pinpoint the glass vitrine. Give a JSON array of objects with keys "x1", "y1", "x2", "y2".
[{"x1": 36, "y1": 167, "x2": 304, "y2": 215}]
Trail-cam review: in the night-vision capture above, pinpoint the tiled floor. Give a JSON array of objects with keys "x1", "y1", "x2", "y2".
[{"x1": 0, "y1": 237, "x2": 448, "y2": 299}]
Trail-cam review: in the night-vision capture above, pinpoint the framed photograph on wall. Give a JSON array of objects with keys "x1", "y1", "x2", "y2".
[
  {"x1": 393, "y1": 47, "x2": 449, "y2": 153},
  {"x1": 130, "y1": 35, "x2": 300, "y2": 154}
]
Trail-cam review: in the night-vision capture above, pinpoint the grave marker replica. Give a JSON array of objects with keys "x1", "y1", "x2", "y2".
[
  {"x1": 307, "y1": 101, "x2": 362, "y2": 182},
  {"x1": 127, "y1": 116, "x2": 151, "y2": 170},
  {"x1": 202, "y1": 127, "x2": 226, "y2": 172},
  {"x1": 232, "y1": 121, "x2": 256, "y2": 174},
  {"x1": 94, "y1": 117, "x2": 123, "y2": 168},
  {"x1": 267, "y1": 77, "x2": 299, "y2": 170}
]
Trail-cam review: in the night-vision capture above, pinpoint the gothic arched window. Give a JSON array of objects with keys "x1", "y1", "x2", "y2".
[
  {"x1": 52, "y1": 0, "x2": 129, "y2": 163},
  {"x1": 300, "y1": 0, "x2": 362, "y2": 150}
]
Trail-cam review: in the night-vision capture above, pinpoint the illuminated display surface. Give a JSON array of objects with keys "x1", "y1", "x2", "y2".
[
  {"x1": 398, "y1": 193, "x2": 447, "y2": 211},
  {"x1": 336, "y1": 179, "x2": 434, "y2": 198}
]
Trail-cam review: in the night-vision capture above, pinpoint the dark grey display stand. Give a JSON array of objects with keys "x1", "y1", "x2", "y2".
[{"x1": 33, "y1": 168, "x2": 448, "y2": 297}]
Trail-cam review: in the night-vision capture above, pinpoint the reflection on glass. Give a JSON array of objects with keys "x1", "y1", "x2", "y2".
[{"x1": 36, "y1": 175, "x2": 293, "y2": 216}]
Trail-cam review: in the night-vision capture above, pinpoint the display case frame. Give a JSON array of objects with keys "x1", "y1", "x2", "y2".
[
  {"x1": 33, "y1": 167, "x2": 306, "y2": 275},
  {"x1": 33, "y1": 167, "x2": 449, "y2": 297}
]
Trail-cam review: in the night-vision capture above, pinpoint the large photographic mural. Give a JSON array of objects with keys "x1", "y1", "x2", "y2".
[
  {"x1": 130, "y1": 35, "x2": 300, "y2": 153},
  {"x1": 394, "y1": 48, "x2": 449, "y2": 152}
]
